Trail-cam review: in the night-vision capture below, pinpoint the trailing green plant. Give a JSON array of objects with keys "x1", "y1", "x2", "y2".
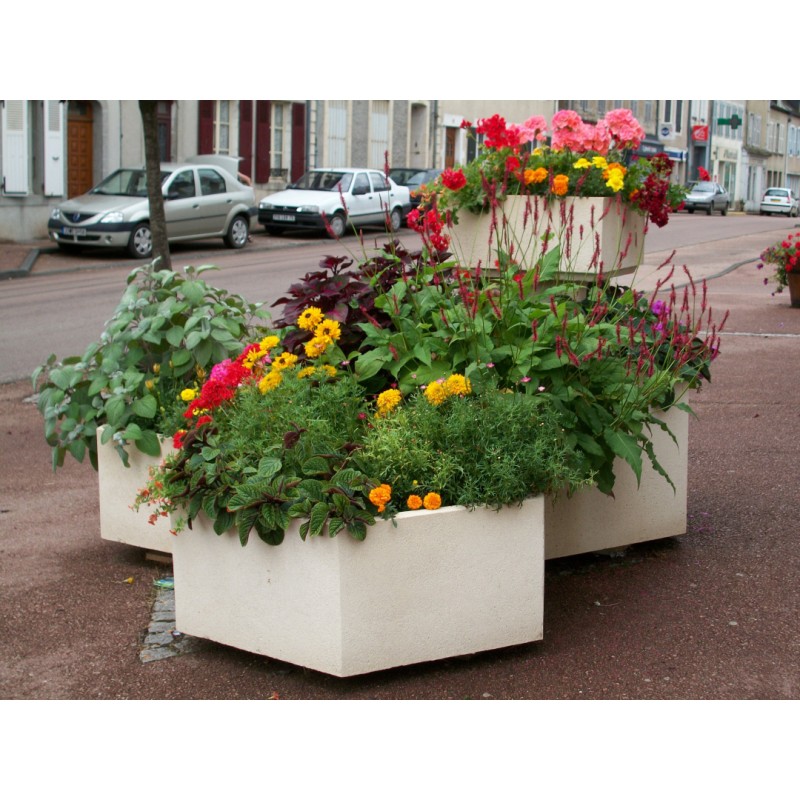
[{"x1": 32, "y1": 261, "x2": 270, "y2": 471}]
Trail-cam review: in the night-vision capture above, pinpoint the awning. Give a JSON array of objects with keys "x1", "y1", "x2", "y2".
[{"x1": 664, "y1": 148, "x2": 687, "y2": 162}]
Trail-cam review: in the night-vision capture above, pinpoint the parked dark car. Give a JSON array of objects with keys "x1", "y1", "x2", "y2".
[{"x1": 389, "y1": 168, "x2": 443, "y2": 210}]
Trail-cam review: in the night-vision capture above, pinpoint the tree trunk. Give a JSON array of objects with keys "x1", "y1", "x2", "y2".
[{"x1": 138, "y1": 100, "x2": 171, "y2": 270}]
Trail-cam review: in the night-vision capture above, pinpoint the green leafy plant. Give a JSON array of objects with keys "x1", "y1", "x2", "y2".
[{"x1": 32, "y1": 261, "x2": 270, "y2": 471}]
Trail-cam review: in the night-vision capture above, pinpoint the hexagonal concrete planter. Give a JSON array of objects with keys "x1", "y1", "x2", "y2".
[
  {"x1": 544, "y1": 404, "x2": 688, "y2": 560},
  {"x1": 97, "y1": 426, "x2": 174, "y2": 554},
  {"x1": 172, "y1": 498, "x2": 545, "y2": 678},
  {"x1": 449, "y1": 195, "x2": 645, "y2": 280}
]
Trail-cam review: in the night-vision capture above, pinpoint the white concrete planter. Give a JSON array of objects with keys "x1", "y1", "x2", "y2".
[
  {"x1": 449, "y1": 195, "x2": 645, "y2": 280},
  {"x1": 545, "y1": 404, "x2": 688, "y2": 559},
  {"x1": 97, "y1": 426, "x2": 174, "y2": 554},
  {"x1": 172, "y1": 498, "x2": 545, "y2": 677}
]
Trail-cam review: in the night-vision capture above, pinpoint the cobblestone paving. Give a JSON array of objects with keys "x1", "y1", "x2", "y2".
[{"x1": 139, "y1": 579, "x2": 209, "y2": 663}]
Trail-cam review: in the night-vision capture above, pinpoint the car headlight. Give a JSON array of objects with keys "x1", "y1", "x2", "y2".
[
  {"x1": 259, "y1": 201, "x2": 274, "y2": 210},
  {"x1": 100, "y1": 211, "x2": 125, "y2": 224},
  {"x1": 296, "y1": 205, "x2": 320, "y2": 214},
  {"x1": 50, "y1": 208, "x2": 62, "y2": 220}
]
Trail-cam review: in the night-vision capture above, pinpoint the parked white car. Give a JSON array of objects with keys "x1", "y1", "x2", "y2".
[
  {"x1": 258, "y1": 168, "x2": 411, "y2": 238},
  {"x1": 760, "y1": 187, "x2": 799, "y2": 217},
  {"x1": 48, "y1": 156, "x2": 255, "y2": 258}
]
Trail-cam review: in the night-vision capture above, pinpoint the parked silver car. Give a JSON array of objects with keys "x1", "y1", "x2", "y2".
[
  {"x1": 258, "y1": 168, "x2": 411, "y2": 238},
  {"x1": 48, "y1": 156, "x2": 256, "y2": 258},
  {"x1": 760, "y1": 187, "x2": 799, "y2": 216},
  {"x1": 682, "y1": 181, "x2": 730, "y2": 215}
]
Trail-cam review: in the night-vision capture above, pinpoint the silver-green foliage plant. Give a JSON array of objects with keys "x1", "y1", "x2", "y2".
[{"x1": 32, "y1": 261, "x2": 270, "y2": 471}]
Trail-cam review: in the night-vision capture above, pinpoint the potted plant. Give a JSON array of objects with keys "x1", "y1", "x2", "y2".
[
  {"x1": 32, "y1": 261, "x2": 270, "y2": 552},
  {"x1": 757, "y1": 233, "x2": 800, "y2": 307},
  {"x1": 410, "y1": 108, "x2": 685, "y2": 280},
  {"x1": 136, "y1": 311, "x2": 585, "y2": 676}
]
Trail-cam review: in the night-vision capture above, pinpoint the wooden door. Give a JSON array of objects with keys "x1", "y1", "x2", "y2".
[
  {"x1": 445, "y1": 126, "x2": 456, "y2": 168},
  {"x1": 67, "y1": 101, "x2": 94, "y2": 197}
]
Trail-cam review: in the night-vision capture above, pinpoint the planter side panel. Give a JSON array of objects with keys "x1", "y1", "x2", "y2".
[
  {"x1": 97, "y1": 427, "x2": 174, "y2": 554},
  {"x1": 545, "y1": 406, "x2": 688, "y2": 560},
  {"x1": 173, "y1": 499, "x2": 545, "y2": 678}
]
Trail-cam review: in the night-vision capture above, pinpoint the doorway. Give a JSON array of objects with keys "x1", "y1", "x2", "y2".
[{"x1": 67, "y1": 101, "x2": 94, "y2": 197}]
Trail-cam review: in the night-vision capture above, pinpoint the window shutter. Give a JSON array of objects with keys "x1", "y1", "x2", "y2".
[
  {"x1": 238, "y1": 100, "x2": 253, "y2": 179},
  {"x1": 198, "y1": 100, "x2": 214, "y2": 154},
  {"x1": 255, "y1": 100, "x2": 271, "y2": 184},
  {"x1": 1, "y1": 100, "x2": 29, "y2": 194},
  {"x1": 290, "y1": 102, "x2": 306, "y2": 182},
  {"x1": 44, "y1": 100, "x2": 65, "y2": 196}
]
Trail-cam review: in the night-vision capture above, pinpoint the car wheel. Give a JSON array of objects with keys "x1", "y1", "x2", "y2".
[
  {"x1": 388, "y1": 207, "x2": 403, "y2": 232},
  {"x1": 127, "y1": 223, "x2": 152, "y2": 258},
  {"x1": 793, "y1": 206, "x2": 799, "y2": 218},
  {"x1": 688, "y1": 208, "x2": 694, "y2": 214},
  {"x1": 721, "y1": 203, "x2": 728, "y2": 216},
  {"x1": 706, "y1": 203, "x2": 713, "y2": 216},
  {"x1": 224, "y1": 215, "x2": 249, "y2": 249},
  {"x1": 327, "y1": 212, "x2": 346, "y2": 239}
]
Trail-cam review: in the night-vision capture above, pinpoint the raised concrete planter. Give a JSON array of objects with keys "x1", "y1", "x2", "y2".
[
  {"x1": 545, "y1": 404, "x2": 688, "y2": 559},
  {"x1": 97, "y1": 426, "x2": 174, "y2": 554},
  {"x1": 172, "y1": 498, "x2": 545, "y2": 677},
  {"x1": 449, "y1": 195, "x2": 645, "y2": 280}
]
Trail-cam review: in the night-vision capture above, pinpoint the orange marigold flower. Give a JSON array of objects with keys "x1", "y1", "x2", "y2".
[
  {"x1": 406, "y1": 494, "x2": 423, "y2": 510},
  {"x1": 552, "y1": 174, "x2": 569, "y2": 196},
  {"x1": 524, "y1": 167, "x2": 548, "y2": 185},
  {"x1": 423, "y1": 492, "x2": 442, "y2": 510},
  {"x1": 368, "y1": 483, "x2": 392, "y2": 513}
]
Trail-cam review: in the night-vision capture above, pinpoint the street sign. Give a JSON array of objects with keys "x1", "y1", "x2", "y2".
[{"x1": 717, "y1": 115, "x2": 742, "y2": 130}]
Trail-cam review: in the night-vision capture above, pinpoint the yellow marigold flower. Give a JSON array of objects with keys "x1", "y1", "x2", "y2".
[
  {"x1": 272, "y1": 352, "x2": 299, "y2": 371},
  {"x1": 297, "y1": 307, "x2": 324, "y2": 331},
  {"x1": 524, "y1": 167, "x2": 548, "y2": 185},
  {"x1": 320, "y1": 364, "x2": 337, "y2": 378},
  {"x1": 423, "y1": 492, "x2": 442, "y2": 510},
  {"x1": 260, "y1": 335, "x2": 280, "y2": 352},
  {"x1": 605, "y1": 167, "x2": 626, "y2": 193},
  {"x1": 552, "y1": 174, "x2": 569, "y2": 196},
  {"x1": 297, "y1": 366, "x2": 316, "y2": 379},
  {"x1": 242, "y1": 347, "x2": 267, "y2": 370},
  {"x1": 444, "y1": 373, "x2": 471, "y2": 397},
  {"x1": 376, "y1": 388, "x2": 402, "y2": 416},
  {"x1": 592, "y1": 156, "x2": 608, "y2": 170},
  {"x1": 314, "y1": 318, "x2": 342, "y2": 342},
  {"x1": 145, "y1": 379, "x2": 155, "y2": 391},
  {"x1": 407, "y1": 494, "x2": 423, "y2": 510},
  {"x1": 258, "y1": 370, "x2": 283, "y2": 394},
  {"x1": 424, "y1": 381, "x2": 448, "y2": 406},
  {"x1": 368, "y1": 483, "x2": 392, "y2": 513},
  {"x1": 533, "y1": 147, "x2": 544, "y2": 156},
  {"x1": 304, "y1": 336, "x2": 331, "y2": 359},
  {"x1": 573, "y1": 158, "x2": 591, "y2": 169},
  {"x1": 180, "y1": 388, "x2": 197, "y2": 402}
]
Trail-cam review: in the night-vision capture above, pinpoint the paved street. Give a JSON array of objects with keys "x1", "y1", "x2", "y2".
[{"x1": 1, "y1": 216, "x2": 798, "y2": 788}]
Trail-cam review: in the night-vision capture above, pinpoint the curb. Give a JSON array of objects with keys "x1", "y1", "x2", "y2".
[{"x1": 0, "y1": 248, "x2": 42, "y2": 281}]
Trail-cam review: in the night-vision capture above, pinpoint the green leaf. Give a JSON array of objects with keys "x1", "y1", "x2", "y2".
[
  {"x1": 136, "y1": 429, "x2": 162, "y2": 457},
  {"x1": 166, "y1": 326, "x2": 185, "y2": 347},
  {"x1": 603, "y1": 428, "x2": 643, "y2": 485},
  {"x1": 104, "y1": 396, "x2": 127, "y2": 427},
  {"x1": 308, "y1": 502, "x2": 329, "y2": 537},
  {"x1": 131, "y1": 394, "x2": 158, "y2": 419}
]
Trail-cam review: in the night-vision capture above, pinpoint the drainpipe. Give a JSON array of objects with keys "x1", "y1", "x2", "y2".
[{"x1": 431, "y1": 100, "x2": 438, "y2": 168}]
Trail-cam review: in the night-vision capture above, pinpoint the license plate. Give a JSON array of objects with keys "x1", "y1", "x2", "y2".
[
  {"x1": 273, "y1": 214, "x2": 295, "y2": 222},
  {"x1": 62, "y1": 226, "x2": 86, "y2": 236},
  {"x1": 770, "y1": 198, "x2": 782, "y2": 203}
]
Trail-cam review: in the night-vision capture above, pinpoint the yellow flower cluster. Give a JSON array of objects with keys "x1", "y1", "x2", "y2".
[
  {"x1": 298, "y1": 307, "x2": 342, "y2": 360},
  {"x1": 375, "y1": 388, "x2": 402, "y2": 417},
  {"x1": 423, "y1": 374, "x2": 472, "y2": 406}
]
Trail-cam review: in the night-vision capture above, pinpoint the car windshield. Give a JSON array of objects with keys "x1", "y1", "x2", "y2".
[
  {"x1": 764, "y1": 189, "x2": 788, "y2": 197},
  {"x1": 692, "y1": 182, "x2": 716, "y2": 194},
  {"x1": 289, "y1": 171, "x2": 353, "y2": 192},
  {"x1": 406, "y1": 170, "x2": 439, "y2": 189},
  {"x1": 90, "y1": 168, "x2": 171, "y2": 197},
  {"x1": 389, "y1": 168, "x2": 422, "y2": 185}
]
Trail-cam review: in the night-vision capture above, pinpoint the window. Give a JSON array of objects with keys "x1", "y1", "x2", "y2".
[
  {"x1": 675, "y1": 100, "x2": 683, "y2": 133},
  {"x1": 352, "y1": 172, "x2": 370, "y2": 194},
  {"x1": 271, "y1": 102, "x2": 290, "y2": 178},
  {"x1": 199, "y1": 168, "x2": 226, "y2": 195},
  {"x1": 214, "y1": 101, "x2": 230, "y2": 154},
  {"x1": 370, "y1": 171, "x2": 389, "y2": 191},
  {"x1": 327, "y1": 101, "x2": 348, "y2": 167},
  {"x1": 169, "y1": 170, "x2": 196, "y2": 199},
  {"x1": 1, "y1": 99, "x2": 30, "y2": 194},
  {"x1": 369, "y1": 101, "x2": 390, "y2": 170},
  {"x1": 747, "y1": 113, "x2": 762, "y2": 147},
  {"x1": 664, "y1": 100, "x2": 672, "y2": 124}
]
